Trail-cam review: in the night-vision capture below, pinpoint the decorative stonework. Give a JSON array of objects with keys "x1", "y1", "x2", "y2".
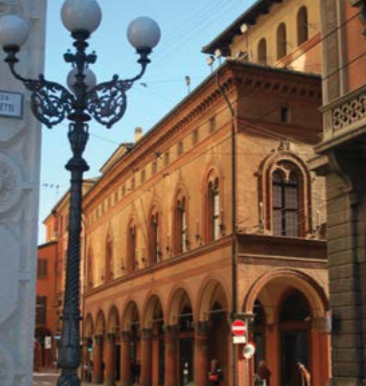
[
  {"x1": 0, "y1": 153, "x2": 22, "y2": 214},
  {"x1": 332, "y1": 91, "x2": 366, "y2": 130},
  {"x1": 0, "y1": 340, "x2": 16, "y2": 386},
  {"x1": 0, "y1": 0, "x2": 19, "y2": 16},
  {"x1": 0, "y1": 224, "x2": 20, "y2": 326}
]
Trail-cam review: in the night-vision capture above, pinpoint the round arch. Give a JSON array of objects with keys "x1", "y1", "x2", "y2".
[
  {"x1": 95, "y1": 310, "x2": 107, "y2": 335},
  {"x1": 84, "y1": 313, "x2": 94, "y2": 337},
  {"x1": 167, "y1": 286, "x2": 195, "y2": 325},
  {"x1": 107, "y1": 305, "x2": 120, "y2": 334},
  {"x1": 196, "y1": 277, "x2": 230, "y2": 322},
  {"x1": 243, "y1": 269, "x2": 328, "y2": 319},
  {"x1": 142, "y1": 293, "x2": 164, "y2": 329},
  {"x1": 121, "y1": 300, "x2": 140, "y2": 331}
]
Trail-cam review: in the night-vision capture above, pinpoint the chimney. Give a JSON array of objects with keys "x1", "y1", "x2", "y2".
[{"x1": 135, "y1": 127, "x2": 143, "y2": 142}]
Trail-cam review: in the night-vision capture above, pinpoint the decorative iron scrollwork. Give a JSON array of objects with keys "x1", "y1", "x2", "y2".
[
  {"x1": 86, "y1": 75, "x2": 133, "y2": 128},
  {"x1": 25, "y1": 76, "x2": 74, "y2": 128}
]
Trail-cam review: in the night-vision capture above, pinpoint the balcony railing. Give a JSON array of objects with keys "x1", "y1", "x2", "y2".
[{"x1": 319, "y1": 84, "x2": 366, "y2": 151}]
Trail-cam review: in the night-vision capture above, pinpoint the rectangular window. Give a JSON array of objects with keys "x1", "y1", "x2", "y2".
[
  {"x1": 37, "y1": 259, "x2": 48, "y2": 278},
  {"x1": 36, "y1": 296, "x2": 47, "y2": 325},
  {"x1": 209, "y1": 117, "x2": 216, "y2": 133},
  {"x1": 122, "y1": 185, "x2": 126, "y2": 197},
  {"x1": 178, "y1": 141, "x2": 184, "y2": 156},
  {"x1": 164, "y1": 152, "x2": 170, "y2": 167},
  {"x1": 192, "y1": 128, "x2": 199, "y2": 145},
  {"x1": 141, "y1": 169, "x2": 146, "y2": 183},
  {"x1": 152, "y1": 161, "x2": 157, "y2": 174},
  {"x1": 280, "y1": 106, "x2": 290, "y2": 123}
]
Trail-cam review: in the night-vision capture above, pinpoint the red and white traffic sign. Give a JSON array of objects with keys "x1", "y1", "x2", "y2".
[{"x1": 232, "y1": 320, "x2": 247, "y2": 336}]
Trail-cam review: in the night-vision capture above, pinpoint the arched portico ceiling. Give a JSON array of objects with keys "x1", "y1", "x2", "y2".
[
  {"x1": 142, "y1": 294, "x2": 164, "y2": 329},
  {"x1": 243, "y1": 269, "x2": 328, "y2": 321},
  {"x1": 107, "y1": 306, "x2": 120, "y2": 334},
  {"x1": 122, "y1": 300, "x2": 140, "y2": 331},
  {"x1": 197, "y1": 278, "x2": 229, "y2": 322},
  {"x1": 167, "y1": 288, "x2": 194, "y2": 326},
  {"x1": 84, "y1": 314, "x2": 94, "y2": 338},
  {"x1": 95, "y1": 310, "x2": 106, "y2": 335}
]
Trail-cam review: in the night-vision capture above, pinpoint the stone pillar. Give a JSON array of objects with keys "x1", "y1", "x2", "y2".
[
  {"x1": 311, "y1": 318, "x2": 331, "y2": 386},
  {"x1": 0, "y1": 3, "x2": 46, "y2": 386},
  {"x1": 121, "y1": 331, "x2": 132, "y2": 386},
  {"x1": 81, "y1": 337, "x2": 89, "y2": 382},
  {"x1": 165, "y1": 325, "x2": 178, "y2": 386},
  {"x1": 93, "y1": 335, "x2": 104, "y2": 384},
  {"x1": 194, "y1": 322, "x2": 210, "y2": 386},
  {"x1": 105, "y1": 333, "x2": 116, "y2": 386},
  {"x1": 141, "y1": 329, "x2": 153, "y2": 386}
]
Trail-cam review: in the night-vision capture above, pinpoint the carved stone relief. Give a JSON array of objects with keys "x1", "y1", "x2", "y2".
[
  {"x1": 0, "y1": 340, "x2": 16, "y2": 386},
  {"x1": 0, "y1": 0, "x2": 19, "y2": 16},
  {"x1": 0, "y1": 153, "x2": 22, "y2": 214}
]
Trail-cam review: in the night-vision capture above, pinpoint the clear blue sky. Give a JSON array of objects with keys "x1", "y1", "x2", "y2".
[{"x1": 39, "y1": 0, "x2": 254, "y2": 243}]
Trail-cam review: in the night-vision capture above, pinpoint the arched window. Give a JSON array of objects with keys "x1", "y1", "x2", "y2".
[
  {"x1": 105, "y1": 236, "x2": 113, "y2": 282},
  {"x1": 258, "y1": 38, "x2": 267, "y2": 65},
  {"x1": 277, "y1": 23, "x2": 287, "y2": 59},
  {"x1": 297, "y1": 7, "x2": 309, "y2": 46},
  {"x1": 272, "y1": 162, "x2": 303, "y2": 237},
  {"x1": 127, "y1": 221, "x2": 137, "y2": 273},
  {"x1": 207, "y1": 177, "x2": 220, "y2": 242},
  {"x1": 175, "y1": 195, "x2": 187, "y2": 254},
  {"x1": 149, "y1": 210, "x2": 160, "y2": 264}
]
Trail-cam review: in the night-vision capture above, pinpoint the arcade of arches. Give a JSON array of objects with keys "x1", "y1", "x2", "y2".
[{"x1": 82, "y1": 271, "x2": 330, "y2": 386}]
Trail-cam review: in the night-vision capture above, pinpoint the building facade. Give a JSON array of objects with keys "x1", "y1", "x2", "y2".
[
  {"x1": 0, "y1": 1, "x2": 46, "y2": 386},
  {"x1": 42, "y1": 1, "x2": 333, "y2": 386},
  {"x1": 310, "y1": 1, "x2": 366, "y2": 385},
  {"x1": 34, "y1": 241, "x2": 58, "y2": 371}
]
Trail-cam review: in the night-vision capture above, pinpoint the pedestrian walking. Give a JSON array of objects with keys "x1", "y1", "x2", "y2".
[
  {"x1": 256, "y1": 360, "x2": 271, "y2": 386},
  {"x1": 208, "y1": 359, "x2": 223, "y2": 386},
  {"x1": 298, "y1": 362, "x2": 311, "y2": 386}
]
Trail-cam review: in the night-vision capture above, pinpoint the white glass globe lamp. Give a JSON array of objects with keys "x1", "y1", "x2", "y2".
[
  {"x1": 67, "y1": 68, "x2": 97, "y2": 93},
  {"x1": 0, "y1": 14, "x2": 30, "y2": 50},
  {"x1": 127, "y1": 17, "x2": 161, "y2": 51},
  {"x1": 61, "y1": 0, "x2": 102, "y2": 34}
]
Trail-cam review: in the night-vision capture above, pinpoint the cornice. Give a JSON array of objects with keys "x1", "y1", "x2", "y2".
[
  {"x1": 84, "y1": 236, "x2": 232, "y2": 298},
  {"x1": 83, "y1": 62, "x2": 321, "y2": 209}
]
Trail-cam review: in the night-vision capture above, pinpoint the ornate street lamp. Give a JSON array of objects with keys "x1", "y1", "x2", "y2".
[{"x1": 0, "y1": 1, "x2": 160, "y2": 385}]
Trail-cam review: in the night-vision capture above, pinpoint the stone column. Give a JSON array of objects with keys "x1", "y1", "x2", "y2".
[
  {"x1": 105, "y1": 333, "x2": 116, "y2": 386},
  {"x1": 194, "y1": 322, "x2": 210, "y2": 386},
  {"x1": 0, "y1": 3, "x2": 46, "y2": 386},
  {"x1": 81, "y1": 337, "x2": 89, "y2": 382},
  {"x1": 93, "y1": 335, "x2": 104, "y2": 384},
  {"x1": 141, "y1": 329, "x2": 153, "y2": 386},
  {"x1": 121, "y1": 331, "x2": 132, "y2": 386},
  {"x1": 165, "y1": 325, "x2": 178, "y2": 386}
]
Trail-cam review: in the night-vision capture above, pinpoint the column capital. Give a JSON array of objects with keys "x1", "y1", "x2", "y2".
[
  {"x1": 121, "y1": 331, "x2": 131, "y2": 342},
  {"x1": 194, "y1": 321, "x2": 210, "y2": 337},
  {"x1": 165, "y1": 325, "x2": 178, "y2": 339},
  {"x1": 106, "y1": 333, "x2": 116, "y2": 342},
  {"x1": 94, "y1": 334, "x2": 104, "y2": 343},
  {"x1": 141, "y1": 328, "x2": 153, "y2": 340}
]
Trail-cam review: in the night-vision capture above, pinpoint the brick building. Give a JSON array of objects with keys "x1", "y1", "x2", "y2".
[
  {"x1": 34, "y1": 241, "x2": 58, "y2": 370},
  {"x1": 42, "y1": 1, "x2": 332, "y2": 386},
  {"x1": 309, "y1": 1, "x2": 366, "y2": 385}
]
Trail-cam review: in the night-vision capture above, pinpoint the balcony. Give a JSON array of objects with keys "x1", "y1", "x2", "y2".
[{"x1": 318, "y1": 84, "x2": 366, "y2": 152}]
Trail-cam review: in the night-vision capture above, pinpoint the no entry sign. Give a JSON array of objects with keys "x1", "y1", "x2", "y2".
[{"x1": 232, "y1": 320, "x2": 247, "y2": 336}]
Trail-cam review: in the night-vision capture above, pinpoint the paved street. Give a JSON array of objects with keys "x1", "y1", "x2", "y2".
[
  {"x1": 33, "y1": 373, "x2": 98, "y2": 386},
  {"x1": 33, "y1": 373, "x2": 59, "y2": 386}
]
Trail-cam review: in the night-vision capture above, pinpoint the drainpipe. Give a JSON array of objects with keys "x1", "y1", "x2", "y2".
[{"x1": 215, "y1": 67, "x2": 237, "y2": 386}]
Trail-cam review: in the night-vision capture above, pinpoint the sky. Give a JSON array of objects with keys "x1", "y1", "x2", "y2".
[{"x1": 39, "y1": 0, "x2": 254, "y2": 242}]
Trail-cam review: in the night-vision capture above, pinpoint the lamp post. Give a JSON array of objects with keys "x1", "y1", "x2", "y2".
[{"x1": 0, "y1": 1, "x2": 160, "y2": 385}]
